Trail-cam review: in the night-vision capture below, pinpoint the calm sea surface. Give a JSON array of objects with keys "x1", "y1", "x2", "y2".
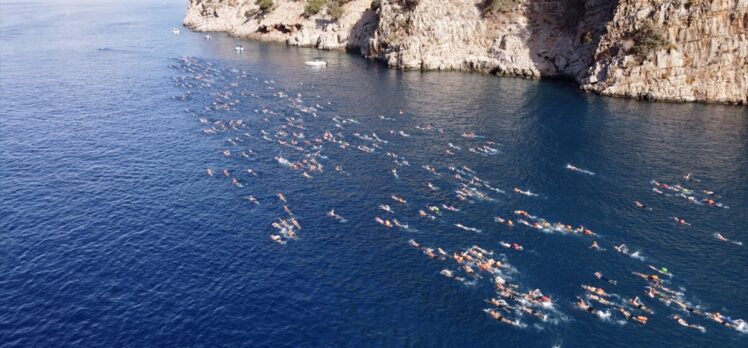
[{"x1": 1, "y1": 1, "x2": 747, "y2": 347}]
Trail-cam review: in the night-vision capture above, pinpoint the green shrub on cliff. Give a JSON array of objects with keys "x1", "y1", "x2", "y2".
[
  {"x1": 403, "y1": 0, "x2": 419, "y2": 10},
  {"x1": 631, "y1": 22, "x2": 669, "y2": 57},
  {"x1": 370, "y1": 0, "x2": 381, "y2": 11},
  {"x1": 328, "y1": 1, "x2": 345, "y2": 20},
  {"x1": 484, "y1": 0, "x2": 520, "y2": 13},
  {"x1": 255, "y1": 0, "x2": 274, "y2": 12},
  {"x1": 304, "y1": 0, "x2": 327, "y2": 17},
  {"x1": 582, "y1": 31, "x2": 594, "y2": 44}
]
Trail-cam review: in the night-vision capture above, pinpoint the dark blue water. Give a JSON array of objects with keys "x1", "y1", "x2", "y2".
[{"x1": 1, "y1": 1, "x2": 747, "y2": 347}]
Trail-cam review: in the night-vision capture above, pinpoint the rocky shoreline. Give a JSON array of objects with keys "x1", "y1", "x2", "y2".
[{"x1": 184, "y1": 0, "x2": 747, "y2": 104}]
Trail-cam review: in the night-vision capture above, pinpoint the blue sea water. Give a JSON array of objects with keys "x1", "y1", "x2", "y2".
[{"x1": 1, "y1": 1, "x2": 747, "y2": 347}]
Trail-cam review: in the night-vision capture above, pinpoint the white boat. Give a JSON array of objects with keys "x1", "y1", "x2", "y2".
[
  {"x1": 172, "y1": 27, "x2": 180, "y2": 35},
  {"x1": 204, "y1": 34, "x2": 212, "y2": 40},
  {"x1": 234, "y1": 44, "x2": 244, "y2": 52},
  {"x1": 305, "y1": 58, "x2": 327, "y2": 67}
]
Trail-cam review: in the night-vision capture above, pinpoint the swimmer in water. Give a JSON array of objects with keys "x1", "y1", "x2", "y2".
[
  {"x1": 513, "y1": 187, "x2": 538, "y2": 197},
  {"x1": 283, "y1": 204, "x2": 293, "y2": 216},
  {"x1": 670, "y1": 299, "x2": 703, "y2": 316},
  {"x1": 440, "y1": 269, "x2": 454, "y2": 278},
  {"x1": 379, "y1": 204, "x2": 393, "y2": 213},
  {"x1": 633, "y1": 315, "x2": 648, "y2": 325},
  {"x1": 586, "y1": 293, "x2": 613, "y2": 306},
  {"x1": 494, "y1": 217, "x2": 514, "y2": 227},
  {"x1": 648, "y1": 265, "x2": 672, "y2": 277},
  {"x1": 277, "y1": 192, "x2": 287, "y2": 203},
  {"x1": 327, "y1": 209, "x2": 347, "y2": 223},
  {"x1": 632, "y1": 272, "x2": 661, "y2": 284},
  {"x1": 566, "y1": 164, "x2": 595, "y2": 175},
  {"x1": 673, "y1": 315, "x2": 705, "y2": 331},
  {"x1": 594, "y1": 272, "x2": 617, "y2": 285},
  {"x1": 619, "y1": 307, "x2": 633, "y2": 320},
  {"x1": 614, "y1": 244, "x2": 629, "y2": 254},
  {"x1": 633, "y1": 200, "x2": 652, "y2": 211},
  {"x1": 520, "y1": 305, "x2": 547, "y2": 320},
  {"x1": 485, "y1": 309, "x2": 519, "y2": 326},
  {"x1": 513, "y1": 210, "x2": 530, "y2": 218},
  {"x1": 392, "y1": 219, "x2": 408, "y2": 229},
  {"x1": 671, "y1": 217, "x2": 691, "y2": 226},
  {"x1": 246, "y1": 195, "x2": 259, "y2": 205},
  {"x1": 582, "y1": 285, "x2": 610, "y2": 297},
  {"x1": 589, "y1": 241, "x2": 601, "y2": 250},
  {"x1": 270, "y1": 235, "x2": 285, "y2": 244},
  {"x1": 683, "y1": 173, "x2": 700, "y2": 182},
  {"x1": 223, "y1": 168, "x2": 230, "y2": 177},
  {"x1": 707, "y1": 312, "x2": 728, "y2": 325},
  {"x1": 629, "y1": 296, "x2": 654, "y2": 314},
  {"x1": 206, "y1": 168, "x2": 214, "y2": 176},
  {"x1": 391, "y1": 195, "x2": 407, "y2": 204},
  {"x1": 619, "y1": 308, "x2": 648, "y2": 324},
  {"x1": 713, "y1": 232, "x2": 743, "y2": 246},
  {"x1": 455, "y1": 223, "x2": 482, "y2": 233},
  {"x1": 576, "y1": 298, "x2": 598, "y2": 315}
]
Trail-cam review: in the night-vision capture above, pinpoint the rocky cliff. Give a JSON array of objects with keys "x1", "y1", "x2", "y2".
[{"x1": 184, "y1": 0, "x2": 747, "y2": 104}]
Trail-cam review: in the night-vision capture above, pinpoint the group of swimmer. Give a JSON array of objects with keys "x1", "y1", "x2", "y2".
[
  {"x1": 171, "y1": 56, "x2": 745, "y2": 336},
  {"x1": 651, "y1": 178, "x2": 727, "y2": 209},
  {"x1": 269, "y1": 192, "x2": 303, "y2": 244},
  {"x1": 646, "y1": 176, "x2": 740, "y2": 245},
  {"x1": 408, "y1": 241, "x2": 563, "y2": 327}
]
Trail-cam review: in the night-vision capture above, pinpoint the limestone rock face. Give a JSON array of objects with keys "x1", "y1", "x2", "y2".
[
  {"x1": 183, "y1": 0, "x2": 377, "y2": 51},
  {"x1": 581, "y1": 0, "x2": 748, "y2": 104},
  {"x1": 366, "y1": 0, "x2": 618, "y2": 80},
  {"x1": 183, "y1": 0, "x2": 747, "y2": 104}
]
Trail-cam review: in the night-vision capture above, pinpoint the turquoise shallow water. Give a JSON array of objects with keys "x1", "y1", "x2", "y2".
[{"x1": 1, "y1": 1, "x2": 747, "y2": 347}]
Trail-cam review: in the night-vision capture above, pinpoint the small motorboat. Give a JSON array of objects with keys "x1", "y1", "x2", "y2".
[
  {"x1": 235, "y1": 44, "x2": 244, "y2": 52},
  {"x1": 304, "y1": 58, "x2": 327, "y2": 67},
  {"x1": 172, "y1": 27, "x2": 181, "y2": 35}
]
